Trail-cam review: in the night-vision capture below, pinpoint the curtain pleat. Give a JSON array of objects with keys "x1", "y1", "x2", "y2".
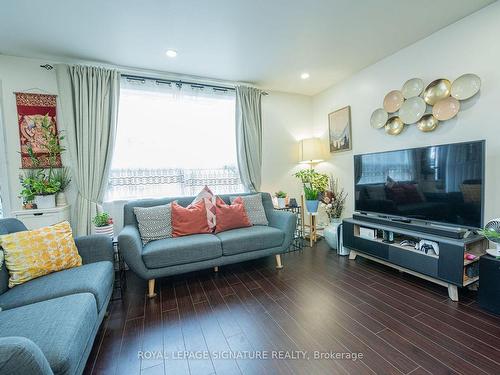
[
  {"x1": 56, "y1": 64, "x2": 120, "y2": 236},
  {"x1": 235, "y1": 86, "x2": 263, "y2": 192}
]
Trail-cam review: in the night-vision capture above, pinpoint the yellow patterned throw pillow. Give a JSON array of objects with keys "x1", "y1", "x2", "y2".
[{"x1": 0, "y1": 221, "x2": 82, "y2": 287}]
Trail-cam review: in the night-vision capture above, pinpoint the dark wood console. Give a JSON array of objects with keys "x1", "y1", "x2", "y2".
[{"x1": 342, "y1": 217, "x2": 488, "y2": 301}]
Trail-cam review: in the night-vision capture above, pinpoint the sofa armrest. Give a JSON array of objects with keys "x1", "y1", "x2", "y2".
[
  {"x1": 267, "y1": 210, "x2": 297, "y2": 250},
  {"x1": 0, "y1": 337, "x2": 53, "y2": 375},
  {"x1": 118, "y1": 225, "x2": 149, "y2": 279},
  {"x1": 74, "y1": 235, "x2": 114, "y2": 265}
]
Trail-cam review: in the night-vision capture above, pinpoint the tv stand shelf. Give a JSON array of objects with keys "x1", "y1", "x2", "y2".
[{"x1": 343, "y1": 218, "x2": 488, "y2": 301}]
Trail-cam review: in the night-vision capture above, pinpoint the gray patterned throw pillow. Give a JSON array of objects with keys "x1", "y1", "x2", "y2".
[
  {"x1": 230, "y1": 193, "x2": 268, "y2": 226},
  {"x1": 134, "y1": 203, "x2": 173, "y2": 244}
]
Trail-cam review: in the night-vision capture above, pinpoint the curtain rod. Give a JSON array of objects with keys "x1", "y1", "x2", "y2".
[
  {"x1": 40, "y1": 64, "x2": 268, "y2": 95},
  {"x1": 122, "y1": 74, "x2": 268, "y2": 95}
]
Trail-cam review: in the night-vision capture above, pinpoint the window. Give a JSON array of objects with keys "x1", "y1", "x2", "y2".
[{"x1": 106, "y1": 78, "x2": 244, "y2": 201}]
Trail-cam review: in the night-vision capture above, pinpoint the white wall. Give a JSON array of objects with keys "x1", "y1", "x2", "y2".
[
  {"x1": 0, "y1": 54, "x2": 312, "y2": 219},
  {"x1": 312, "y1": 2, "x2": 500, "y2": 224},
  {"x1": 261, "y1": 92, "x2": 313, "y2": 202}
]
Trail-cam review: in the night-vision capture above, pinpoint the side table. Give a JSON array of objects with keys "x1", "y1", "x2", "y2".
[
  {"x1": 112, "y1": 237, "x2": 127, "y2": 300},
  {"x1": 275, "y1": 205, "x2": 304, "y2": 252}
]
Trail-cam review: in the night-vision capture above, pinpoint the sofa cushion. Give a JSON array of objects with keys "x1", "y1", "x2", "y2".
[
  {"x1": 216, "y1": 226, "x2": 284, "y2": 256},
  {"x1": 0, "y1": 261, "x2": 113, "y2": 312},
  {"x1": 230, "y1": 193, "x2": 269, "y2": 226},
  {"x1": 0, "y1": 221, "x2": 82, "y2": 288},
  {"x1": 192, "y1": 185, "x2": 217, "y2": 231},
  {"x1": 171, "y1": 200, "x2": 212, "y2": 237},
  {"x1": 142, "y1": 234, "x2": 222, "y2": 268},
  {"x1": 215, "y1": 196, "x2": 251, "y2": 234},
  {"x1": 134, "y1": 203, "x2": 173, "y2": 244},
  {"x1": 0, "y1": 293, "x2": 97, "y2": 375}
]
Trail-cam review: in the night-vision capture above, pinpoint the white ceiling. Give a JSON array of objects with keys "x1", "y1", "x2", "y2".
[{"x1": 0, "y1": 0, "x2": 495, "y2": 95}]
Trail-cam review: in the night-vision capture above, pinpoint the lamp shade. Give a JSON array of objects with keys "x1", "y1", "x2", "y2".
[{"x1": 298, "y1": 138, "x2": 324, "y2": 163}]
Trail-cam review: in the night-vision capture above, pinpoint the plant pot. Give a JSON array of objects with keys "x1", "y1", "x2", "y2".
[
  {"x1": 277, "y1": 197, "x2": 286, "y2": 208},
  {"x1": 34, "y1": 194, "x2": 56, "y2": 209},
  {"x1": 305, "y1": 200, "x2": 319, "y2": 213},
  {"x1": 56, "y1": 192, "x2": 67, "y2": 207},
  {"x1": 93, "y1": 224, "x2": 114, "y2": 239},
  {"x1": 324, "y1": 218, "x2": 342, "y2": 250}
]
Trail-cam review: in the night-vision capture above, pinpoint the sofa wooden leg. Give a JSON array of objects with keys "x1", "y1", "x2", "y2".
[
  {"x1": 214, "y1": 266, "x2": 219, "y2": 272},
  {"x1": 148, "y1": 279, "x2": 157, "y2": 298},
  {"x1": 275, "y1": 254, "x2": 283, "y2": 269}
]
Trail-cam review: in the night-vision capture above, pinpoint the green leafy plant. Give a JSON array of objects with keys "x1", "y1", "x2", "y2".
[
  {"x1": 52, "y1": 167, "x2": 71, "y2": 191},
  {"x1": 294, "y1": 169, "x2": 329, "y2": 201},
  {"x1": 275, "y1": 191, "x2": 287, "y2": 198},
  {"x1": 479, "y1": 228, "x2": 500, "y2": 241},
  {"x1": 19, "y1": 170, "x2": 61, "y2": 203},
  {"x1": 93, "y1": 212, "x2": 113, "y2": 227},
  {"x1": 303, "y1": 184, "x2": 319, "y2": 200},
  {"x1": 322, "y1": 176, "x2": 348, "y2": 219}
]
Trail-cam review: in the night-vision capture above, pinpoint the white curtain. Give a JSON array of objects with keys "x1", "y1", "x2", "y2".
[
  {"x1": 235, "y1": 86, "x2": 263, "y2": 192},
  {"x1": 56, "y1": 64, "x2": 120, "y2": 236},
  {"x1": 106, "y1": 77, "x2": 244, "y2": 201}
]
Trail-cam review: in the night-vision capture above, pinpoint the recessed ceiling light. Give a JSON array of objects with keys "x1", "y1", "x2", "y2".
[
  {"x1": 165, "y1": 49, "x2": 178, "y2": 58},
  {"x1": 300, "y1": 72, "x2": 310, "y2": 80}
]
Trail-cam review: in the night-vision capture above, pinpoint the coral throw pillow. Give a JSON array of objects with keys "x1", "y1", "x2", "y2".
[
  {"x1": 172, "y1": 200, "x2": 212, "y2": 237},
  {"x1": 215, "y1": 197, "x2": 252, "y2": 234},
  {"x1": 0, "y1": 221, "x2": 82, "y2": 288},
  {"x1": 192, "y1": 186, "x2": 217, "y2": 231}
]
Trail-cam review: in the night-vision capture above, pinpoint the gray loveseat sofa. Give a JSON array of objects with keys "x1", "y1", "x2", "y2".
[
  {"x1": 119, "y1": 192, "x2": 296, "y2": 297},
  {"x1": 0, "y1": 218, "x2": 114, "y2": 375}
]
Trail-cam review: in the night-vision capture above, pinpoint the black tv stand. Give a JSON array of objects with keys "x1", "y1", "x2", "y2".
[
  {"x1": 352, "y1": 213, "x2": 467, "y2": 239},
  {"x1": 343, "y1": 216, "x2": 488, "y2": 301},
  {"x1": 391, "y1": 218, "x2": 412, "y2": 223}
]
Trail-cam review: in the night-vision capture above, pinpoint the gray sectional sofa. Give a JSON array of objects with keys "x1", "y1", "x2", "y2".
[
  {"x1": 0, "y1": 218, "x2": 114, "y2": 375},
  {"x1": 119, "y1": 192, "x2": 296, "y2": 297}
]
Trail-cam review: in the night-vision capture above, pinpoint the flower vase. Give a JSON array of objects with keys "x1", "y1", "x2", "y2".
[
  {"x1": 277, "y1": 197, "x2": 286, "y2": 208},
  {"x1": 324, "y1": 218, "x2": 342, "y2": 250},
  {"x1": 93, "y1": 224, "x2": 114, "y2": 239},
  {"x1": 34, "y1": 194, "x2": 56, "y2": 209},
  {"x1": 305, "y1": 200, "x2": 319, "y2": 213}
]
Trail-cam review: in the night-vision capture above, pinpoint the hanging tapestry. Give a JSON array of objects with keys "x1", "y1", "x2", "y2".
[{"x1": 15, "y1": 93, "x2": 61, "y2": 168}]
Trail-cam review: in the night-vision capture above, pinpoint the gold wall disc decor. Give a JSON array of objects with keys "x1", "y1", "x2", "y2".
[
  {"x1": 416, "y1": 114, "x2": 439, "y2": 132},
  {"x1": 371, "y1": 74, "x2": 480, "y2": 136},
  {"x1": 383, "y1": 90, "x2": 404, "y2": 113},
  {"x1": 423, "y1": 79, "x2": 451, "y2": 105},
  {"x1": 385, "y1": 116, "x2": 405, "y2": 135},
  {"x1": 432, "y1": 97, "x2": 460, "y2": 121}
]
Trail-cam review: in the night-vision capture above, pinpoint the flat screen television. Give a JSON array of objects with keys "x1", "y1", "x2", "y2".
[{"x1": 354, "y1": 140, "x2": 485, "y2": 228}]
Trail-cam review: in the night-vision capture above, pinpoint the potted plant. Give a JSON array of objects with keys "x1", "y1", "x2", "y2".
[
  {"x1": 93, "y1": 212, "x2": 114, "y2": 238},
  {"x1": 294, "y1": 169, "x2": 329, "y2": 214},
  {"x1": 322, "y1": 176, "x2": 348, "y2": 252},
  {"x1": 53, "y1": 167, "x2": 71, "y2": 206},
  {"x1": 19, "y1": 170, "x2": 61, "y2": 209},
  {"x1": 275, "y1": 191, "x2": 287, "y2": 208}
]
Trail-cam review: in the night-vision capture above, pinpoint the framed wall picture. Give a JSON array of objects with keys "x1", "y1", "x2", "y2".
[{"x1": 328, "y1": 105, "x2": 352, "y2": 153}]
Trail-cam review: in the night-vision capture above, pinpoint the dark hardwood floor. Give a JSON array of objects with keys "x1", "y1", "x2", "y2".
[{"x1": 84, "y1": 240, "x2": 500, "y2": 375}]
